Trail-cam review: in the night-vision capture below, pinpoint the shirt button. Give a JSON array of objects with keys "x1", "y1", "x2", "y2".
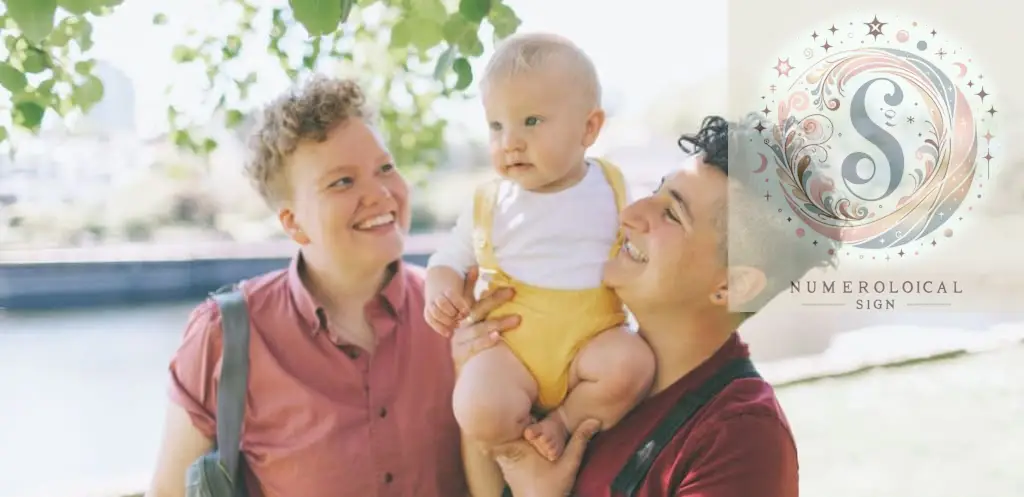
[
  {"x1": 384, "y1": 472, "x2": 393, "y2": 484},
  {"x1": 379, "y1": 407, "x2": 387, "y2": 418}
]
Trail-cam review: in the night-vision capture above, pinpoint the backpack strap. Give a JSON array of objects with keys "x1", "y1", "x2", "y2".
[
  {"x1": 500, "y1": 358, "x2": 761, "y2": 497},
  {"x1": 210, "y1": 283, "x2": 251, "y2": 488},
  {"x1": 611, "y1": 357, "x2": 762, "y2": 497}
]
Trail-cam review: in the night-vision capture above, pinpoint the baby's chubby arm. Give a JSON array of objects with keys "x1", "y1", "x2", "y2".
[
  {"x1": 425, "y1": 266, "x2": 472, "y2": 336},
  {"x1": 425, "y1": 199, "x2": 477, "y2": 336}
]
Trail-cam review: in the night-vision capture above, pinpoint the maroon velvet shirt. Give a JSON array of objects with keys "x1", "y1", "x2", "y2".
[
  {"x1": 168, "y1": 257, "x2": 466, "y2": 497},
  {"x1": 573, "y1": 334, "x2": 799, "y2": 497}
]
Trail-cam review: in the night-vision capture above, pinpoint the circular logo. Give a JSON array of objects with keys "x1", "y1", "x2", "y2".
[{"x1": 748, "y1": 15, "x2": 1001, "y2": 260}]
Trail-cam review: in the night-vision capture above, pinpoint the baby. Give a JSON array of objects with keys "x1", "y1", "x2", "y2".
[{"x1": 425, "y1": 32, "x2": 655, "y2": 494}]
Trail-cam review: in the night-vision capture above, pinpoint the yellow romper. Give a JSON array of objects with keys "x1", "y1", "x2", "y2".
[{"x1": 472, "y1": 158, "x2": 629, "y2": 412}]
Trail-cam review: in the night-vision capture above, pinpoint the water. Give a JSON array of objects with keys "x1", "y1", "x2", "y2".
[
  {"x1": 2, "y1": 303, "x2": 1022, "y2": 497},
  {"x1": 1, "y1": 302, "x2": 197, "y2": 497}
]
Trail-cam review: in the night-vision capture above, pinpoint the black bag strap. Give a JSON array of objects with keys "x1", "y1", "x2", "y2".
[
  {"x1": 499, "y1": 357, "x2": 761, "y2": 497},
  {"x1": 210, "y1": 283, "x2": 251, "y2": 487},
  {"x1": 610, "y1": 357, "x2": 761, "y2": 497}
]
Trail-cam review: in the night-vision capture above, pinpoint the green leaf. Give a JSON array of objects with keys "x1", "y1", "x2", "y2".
[
  {"x1": 203, "y1": 138, "x2": 218, "y2": 153},
  {"x1": 443, "y1": 15, "x2": 483, "y2": 56},
  {"x1": 0, "y1": 126, "x2": 8, "y2": 143},
  {"x1": 225, "y1": 109, "x2": 245, "y2": 128},
  {"x1": 7, "y1": 0, "x2": 58, "y2": 45},
  {"x1": 289, "y1": 0, "x2": 342, "y2": 36},
  {"x1": 453, "y1": 57, "x2": 472, "y2": 90},
  {"x1": 458, "y1": 0, "x2": 491, "y2": 23},
  {"x1": 390, "y1": 18, "x2": 414, "y2": 49},
  {"x1": 172, "y1": 45, "x2": 198, "y2": 63},
  {"x1": 433, "y1": 45, "x2": 456, "y2": 81},
  {"x1": 410, "y1": 22, "x2": 445, "y2": 51},
  {"x1": 0, "y1": 64, "x2": 28, "y2": 92},
  {"x1": 487, "y1": 2, "x2": 520, "y2": 39},
  {"x1": 14, "y1": 101, "x2": 46, "y2": 130},
  {"x1": 339, "y1": 0, "x2": 355, "y2": 23},
  {"x1": 72, "y1": 75, "x2": 104, "y2": 112},
  {"x1": 415, "y1": 0, "x2": 449, "y2": 23},
  {"x1": 57, "y1": 0, "x2": 92, "y2": 15},
  {"x1": 152, "y1": 13, "x2": 169, "y2": 25},
  {"x1": 74, "y1": 60, "x2": 95, "y2": 75},
  {"x1": 22, "y1": 49, "x2": 50, "y2": 74}
]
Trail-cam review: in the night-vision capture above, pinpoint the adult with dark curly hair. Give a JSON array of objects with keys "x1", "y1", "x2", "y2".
[{"x1": 452, "y1": 115, "x2": 837, "y2": 497}]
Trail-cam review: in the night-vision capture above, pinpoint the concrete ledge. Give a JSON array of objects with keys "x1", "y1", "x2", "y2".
[{"x1": 759, "y1": 323, "x2": 1024, "y2": 387}]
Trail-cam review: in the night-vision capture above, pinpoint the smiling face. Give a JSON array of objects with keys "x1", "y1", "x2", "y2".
[
  {"x1": 604, "y1": 155, "x2": 730, "y2": 314},
  {"x1": 279, "y1": 118, "x2": 410, "y2": 271}
]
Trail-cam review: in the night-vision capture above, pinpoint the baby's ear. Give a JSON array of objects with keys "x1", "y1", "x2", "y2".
[{"x1": 582, "y1": 108, "x2": 606, "y2": 147}]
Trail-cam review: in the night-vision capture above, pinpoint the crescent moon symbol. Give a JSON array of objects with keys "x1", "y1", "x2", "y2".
[
  {"x1": 754, "y1": 153, "x2": 768, "y2": 173},
  {"x1": 953, "y1": 62, "x2": 968, "y2": 78}
]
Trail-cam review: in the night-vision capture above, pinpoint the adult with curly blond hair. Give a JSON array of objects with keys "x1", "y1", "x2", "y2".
[{"x1": 145, "y1": 76, "x2": 515, "y2": 497}]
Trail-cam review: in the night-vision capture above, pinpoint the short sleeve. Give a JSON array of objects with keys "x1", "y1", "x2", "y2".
[
  {"x1": 167, "y1": 298, "x2": 223, "y2": 439},
  {"x1": 675, "y1": 413, "x2": 799, "y2": 497},
  {"x1": 426, "y1": 198, "x2": 477, "y2": 276}
]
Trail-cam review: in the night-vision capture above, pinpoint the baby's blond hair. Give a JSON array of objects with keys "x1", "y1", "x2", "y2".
[{"x1": 481, "y1": 32, "x2": 602, "y2": 110}]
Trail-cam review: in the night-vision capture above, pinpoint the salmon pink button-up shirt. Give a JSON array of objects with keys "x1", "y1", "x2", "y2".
[{"x1": 168, "y1": 256, "x2": 466, "y2": 497}]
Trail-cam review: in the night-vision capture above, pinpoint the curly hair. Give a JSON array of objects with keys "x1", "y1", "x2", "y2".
[
  {"x1": 677, "y1": 114, "x2": 837, "y2": 311},
  {"x1": 245, "y1": 75, "x2": 372, "y2": 207}
]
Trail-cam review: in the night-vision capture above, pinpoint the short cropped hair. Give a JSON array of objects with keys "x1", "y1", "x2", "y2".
[
  {"x1": 678, "y1": 115, "x2": 838, "y2": 311},
  {"x1": 481, "y1": 32, "x2": 601, "y2": 109},
  {"x1": 245, "y1": 75, "x2": 371, "y2": 207}
]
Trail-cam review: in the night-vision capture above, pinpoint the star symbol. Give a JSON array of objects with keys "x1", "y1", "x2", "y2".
[
  {"x1": 984, "y1": 150, "x2": 993, "y2": 163},
  {"x1": 931, "y1": 240, "x2": 937, "y2": 246},
  {"x1": 786, "y1": 217, "x2": 792, "y2": 222},
  {"x1": 984, "y1": 131, "x2": 994, "y2": 142},
  {"x1": 967, "y1": 80, "x2": 974, "y2": 87},
  {"x1": 906, "y1": 116, "x2": 915, "y2": 124},
  {"x1": 769, "y1": 84, "x2": 777, "y2": 93},
  {"x1": 812, "y1": 240, "x2": 818, "y2": 246},
  {"x1": 930, "y1": 29, "x2": 937, "y2": 36},
  {"x1": 987, "y1": 106, "x2": 997, "y2": 116},
  {"x1": 821, "y1": 40, "x2": 833, "y2": 52},
  {"x1": 764, "y1": 191, "x2": 772, "y2": 201},
  {"x1": 935, "y1": 49, "x2": 946, "y2": 59},
  {"x1": 754, "y1": 121, "x2": 766, "y2": 133},
  {"x1": 865, "y1": 16, "x2": 886, "y2": 40},
  {"x1": 811, "y1": 31, "x2": 819, "y2": 40},
  {"x1": 898, "y1": 249, "x2": 906, "y2": 257},
  {"x1": 976, "y1": 87, "x2": 989, "y2": 101},
  {"x1": 773, "y1": 58, "x2": 794, "y2": 77},
  {"x1": 762, "y1": 105, "x2": 772, "y2": 117},
  {"x1": 829, "y1": 24, "x2": 839, "y2": 35}
]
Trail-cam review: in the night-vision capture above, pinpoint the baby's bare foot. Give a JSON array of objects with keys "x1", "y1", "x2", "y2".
[{"x1": 523, "y1": 412, "x2": 569, "y2": 461}]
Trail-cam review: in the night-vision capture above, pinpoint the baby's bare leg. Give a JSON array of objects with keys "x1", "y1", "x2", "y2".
[
  {"x1": 525, "y1": 326, "x2": 655, "y2": 460},
  {"x1": 453, "y1": 343, "x2": 538, "y2": 497}
]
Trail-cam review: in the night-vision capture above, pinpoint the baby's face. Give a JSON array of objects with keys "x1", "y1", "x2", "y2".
[{"x1": 482, "y1": 68, "x2": 596, "y2": 192}]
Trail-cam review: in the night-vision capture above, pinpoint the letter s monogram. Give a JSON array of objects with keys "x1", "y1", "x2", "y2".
[{"x1": 841, "y1": 77, "x2": 906, "y2": 202}]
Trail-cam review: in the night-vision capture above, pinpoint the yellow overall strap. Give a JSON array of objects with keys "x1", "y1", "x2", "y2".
[
  {"x1": 593, "y1": 158, "x2": 629, "y2": 258},
  {"x1": 472, "y1": 179, "x2": 501, "y2": 271}
]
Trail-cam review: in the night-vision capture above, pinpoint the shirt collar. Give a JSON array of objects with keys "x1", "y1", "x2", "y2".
[{"x1": 287, "y1": 252, "x2": 408, "y2": 335}]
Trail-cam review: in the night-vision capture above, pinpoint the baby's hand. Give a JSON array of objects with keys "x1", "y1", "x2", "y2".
[{"x1": 426, "y1": 289, "x2": 472, "y2": 337}]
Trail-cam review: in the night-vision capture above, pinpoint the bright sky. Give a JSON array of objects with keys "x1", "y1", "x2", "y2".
[{"x1": 89, "y1": 0, "x2": 726, "y2": 139}]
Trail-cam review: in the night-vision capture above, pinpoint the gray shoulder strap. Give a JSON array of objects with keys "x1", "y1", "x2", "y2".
[{"x1": 211, "y1": 286, "x2": 251, "y2": 482}]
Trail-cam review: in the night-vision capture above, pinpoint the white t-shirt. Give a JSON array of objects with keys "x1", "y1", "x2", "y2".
[{"x1": 427, "y1": 162, "x2": 623, "y2": 290}]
